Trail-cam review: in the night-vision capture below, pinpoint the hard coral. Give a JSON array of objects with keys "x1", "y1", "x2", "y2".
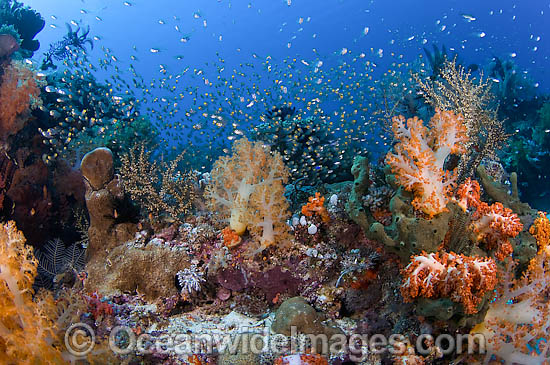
[
  {"x1": 401, "y1": 251, "x2": 497, "y2": 314},
  {"x1": 386, "y1": 109, "x2": 468, "y2": 218},
  {"x1": 206, "y1": 137, "x2": 291, "y2": 254},
  {"x1": 0, "y1": 221, "x2": 64, "y2": 363},
  {"x1": 0, "y1": 60, "x2": 40, "y2": 148}
]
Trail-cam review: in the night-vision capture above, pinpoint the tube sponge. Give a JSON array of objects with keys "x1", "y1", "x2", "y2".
[{"x1": 0, "y1": 221, "x2": 64, "y2": 363}]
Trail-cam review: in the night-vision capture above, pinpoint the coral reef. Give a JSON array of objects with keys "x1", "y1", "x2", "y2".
[
  {"x1": 401, "y1": 251, "x2": 497, "y2": 314},
  {"x1": 84, "y1": 239, "x2": 193, "y2": 300},
  {"x1": 415, "y1": 59, "x2": 508, "y2": 183},
  {"x1": 471, "y1": 221, "x2": 550, "y2": 364},
  {"x1": 0, "y1": 0, "x2": 45, "y2": 57},
  {"x1": 386, "y1": 109, "x2": 467, "y2": 218}
]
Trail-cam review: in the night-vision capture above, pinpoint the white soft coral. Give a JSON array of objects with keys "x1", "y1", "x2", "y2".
[
  {"x1": 206, "y1": 138, "x2": 291, "y2": 253},
  {"x1": 471, "y1": 254, "x2": 550, "y2": 364}
]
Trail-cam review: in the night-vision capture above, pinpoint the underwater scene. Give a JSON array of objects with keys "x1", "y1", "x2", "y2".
[{"x1": 0, "y1": 0, "x2": 550, "y2": 364}]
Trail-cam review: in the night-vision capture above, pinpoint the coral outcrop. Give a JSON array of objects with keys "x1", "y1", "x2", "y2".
[{"x1": 80, "y1": 147, "x2": 136, "y2": 258}]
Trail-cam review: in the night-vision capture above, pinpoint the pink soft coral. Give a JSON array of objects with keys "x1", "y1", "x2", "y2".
[
  {"x1": 0, "y1": 60, "x2": 41, "y2": 148},
  {"x1": 386, "y1": 109, "x2": 468, "y2": 218}
]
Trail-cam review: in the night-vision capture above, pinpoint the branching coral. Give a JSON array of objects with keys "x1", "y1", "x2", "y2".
[
  {"x1": 0, "y1": 60, "x2": 41, "y2": 148},
  {"x1": 0, "y1": 221, "x2": 64, "y2": 363},
  {"x1": 206, "y1": 137, "x2": 291, "y2": 254},
  {"x1": 120, "y1": 143, "x2": 195, "y2": 221},
  {"x1": 386, "y1": 108, "x2": 468, "y2": 218},
  {"x1": 415, "y1": 59, "x2": 508, "y2": 183},
  {"x1": 456, "y1": 178, "x2": 523, "y2": 260},
  {"x1": 401, "y1": 251, "x2": 497, "y2": 314}
]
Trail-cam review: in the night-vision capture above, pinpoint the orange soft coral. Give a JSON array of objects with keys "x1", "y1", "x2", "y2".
[
  {"x1": 401, "y1": 251, "x2": 497, "y2": 314},
  {"x1": 386, "y1": 109, "x2": 468, "y2": 218},
  {"x1": 0, "y1": 60, "x2": 41, "y2": 148},
  {"x1": 0, "y1": 221, "x2": 64, "y2": 363},
  {"x1": 221, "y1": 226, "x2": 242, "y2": 248},
  {"x1": 301, "y1": 192, "x2": 330, "y2": 223},
  {"x1": 456, "y1": 178, "x2": 523, "y2": 260},
  {"x1": 529, "y1": 211, "x2": 550, "y2": 254},
  {"x1": 206, "y1": 138, "x2": 291, "y2": 254}
]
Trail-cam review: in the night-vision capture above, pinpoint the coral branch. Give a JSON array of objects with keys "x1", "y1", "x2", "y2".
[
  {"x1": 401, "y1": 251, "x2": 497, "y2": 314},
  {"x1": 386, "y1": 109, "x2": 467, "y2": 218}
]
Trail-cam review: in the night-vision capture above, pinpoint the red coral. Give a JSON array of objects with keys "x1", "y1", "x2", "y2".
[
  {"x1": 85, "y1": 292, "x2": 114, "y2": 320},
  {"x1": 401, "y1": 251, "x2": 497, "y2": 314},
  {"x1": 0, "y1": 60, "x2": 40, "y2": 146},
  {"x1": 456, "y1": 178, "x2": 523, "y2": 260}
]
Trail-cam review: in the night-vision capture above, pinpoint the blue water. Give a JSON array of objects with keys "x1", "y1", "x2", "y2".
[
  {"x1": 19, "y1": 0, "x2": 550, "y2": 209},
  {"x1": 26, "y1": 0, "x2": 548, "y2": 89}
]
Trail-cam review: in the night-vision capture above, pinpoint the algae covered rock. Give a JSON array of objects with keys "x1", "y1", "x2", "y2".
[
  {"x1": 271, "y1": 297, "x2": 326, "y2": 336},
  {"x1": 271, "y1": 297, "x2": 344, "y2": 355}
]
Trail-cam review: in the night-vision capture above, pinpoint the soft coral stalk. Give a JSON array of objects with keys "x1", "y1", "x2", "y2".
[{"x1": 386, "y1": 109, "x2": 468, "y2": 218}]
